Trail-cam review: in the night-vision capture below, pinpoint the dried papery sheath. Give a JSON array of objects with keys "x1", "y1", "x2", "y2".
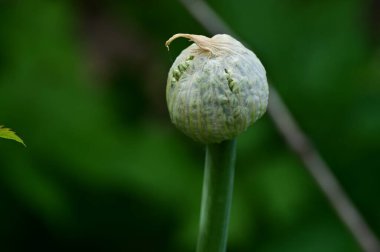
[{"x1": 166, "y1": 33, "x2": 268, "y2": 144}]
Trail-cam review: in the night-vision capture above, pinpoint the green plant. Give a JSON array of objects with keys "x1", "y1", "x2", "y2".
[
  {"x1": 0, "y1": 125, "x2": 26, "y2": 146},
  {"x1": 165, "y1": 34, "x2": 268, "y2": 252}
]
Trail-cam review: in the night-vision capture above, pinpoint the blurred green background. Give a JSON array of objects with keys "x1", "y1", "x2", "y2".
[{"x1": 0, "y1": 0, "x2": 379, "y2": 251}]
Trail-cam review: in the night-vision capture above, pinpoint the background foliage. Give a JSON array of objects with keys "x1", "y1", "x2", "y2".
[{"x1": 0, "y1": 0, "x2": 379, "y2": 251}]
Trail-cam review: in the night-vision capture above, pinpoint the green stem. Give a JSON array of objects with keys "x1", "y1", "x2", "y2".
[{"x1": 196, "y1": 138, "x2": 237, "y2": 252}]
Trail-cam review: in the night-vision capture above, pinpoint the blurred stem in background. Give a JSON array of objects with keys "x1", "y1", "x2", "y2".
[{"x1": 197, "y1": 139, "x2": 236, "y2": 252}]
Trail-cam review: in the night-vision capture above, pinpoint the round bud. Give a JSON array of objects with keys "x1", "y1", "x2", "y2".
[{"x1": 166, "y1": 34, "x2": 268, "y2": 144}]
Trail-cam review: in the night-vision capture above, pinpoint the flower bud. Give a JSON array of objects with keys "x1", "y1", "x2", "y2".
[{"x1": 166, "y1": 33, "x2": 268, "y2": 144}]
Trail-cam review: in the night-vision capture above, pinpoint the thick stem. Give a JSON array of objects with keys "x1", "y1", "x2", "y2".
[{"x1": 196, "y1": 139, "x2": 237, "y2": 252}]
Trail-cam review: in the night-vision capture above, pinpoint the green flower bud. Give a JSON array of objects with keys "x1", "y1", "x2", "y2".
[{"x1": 165, "y1": 33, "x2": 268, "y2": 144}]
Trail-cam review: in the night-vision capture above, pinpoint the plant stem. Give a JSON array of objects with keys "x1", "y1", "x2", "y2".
[{"x1": 196, "y1": 138, "x2": 237, "y2": 252}]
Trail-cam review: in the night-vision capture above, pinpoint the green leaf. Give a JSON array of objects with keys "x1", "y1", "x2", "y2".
[{"x1": 0, "y1": 125, "x2": 26, "y2": 146}]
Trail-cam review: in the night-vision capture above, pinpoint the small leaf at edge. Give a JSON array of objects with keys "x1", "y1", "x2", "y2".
[{"x1": 0, "y1": 125, "x2": 26, "y2": 147}]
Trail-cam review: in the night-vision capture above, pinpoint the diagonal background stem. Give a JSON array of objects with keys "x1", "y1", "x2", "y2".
[{"x1": 178, "y1": 0, "x2": 380, "y2": 251}]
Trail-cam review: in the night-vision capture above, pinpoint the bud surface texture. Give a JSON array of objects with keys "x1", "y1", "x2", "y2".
[{"x1": 166, "y1": 34, "x2": 268, "y2": 143}]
